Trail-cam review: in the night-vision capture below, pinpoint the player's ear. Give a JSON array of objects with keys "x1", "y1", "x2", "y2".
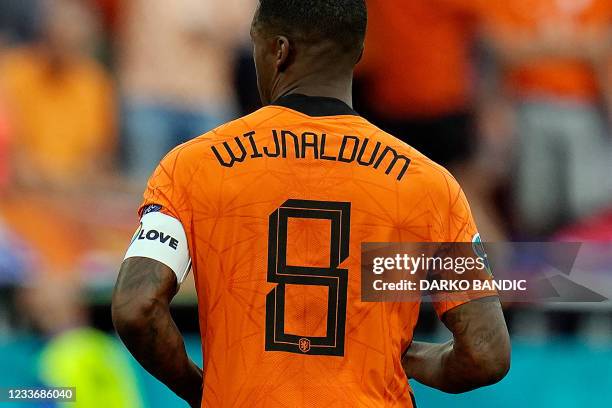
[{"x1": 275, "y1": 36, "x2": 291, "y2": 72}]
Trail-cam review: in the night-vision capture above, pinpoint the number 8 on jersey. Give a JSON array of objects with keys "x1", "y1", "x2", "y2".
[{"x1": 265, "y1": 199, "x2": 351, "y2": 356}]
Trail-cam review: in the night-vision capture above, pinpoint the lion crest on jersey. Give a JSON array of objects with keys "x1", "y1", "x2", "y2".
[{"x1": 298, "y1": 338, "x2": 311, "y2": 353}]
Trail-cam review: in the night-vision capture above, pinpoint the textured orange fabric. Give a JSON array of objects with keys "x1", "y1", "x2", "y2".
[
  {"x1": 481, "y1": 0, "x2": 612, "y2": 100},
  {"x1": 140, "y1": 105, "x2": 489, "y2": 407}
]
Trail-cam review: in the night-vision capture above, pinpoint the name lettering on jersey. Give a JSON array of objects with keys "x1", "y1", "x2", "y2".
[
  {"x1": 136, "y1": 229, "x2": 179, "y2": 250},
  {"x1": 211, "y1": 130, "x2": 411, "y2": 181}
]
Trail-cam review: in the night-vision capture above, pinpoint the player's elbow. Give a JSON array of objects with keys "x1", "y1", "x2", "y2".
[
  {"x1": 464, "y1": 334, "x2": 511, "y2": 389},
  {"x1": 111, "y1": 294, "x2": 159, "y2": 336},
  {"x1": 476, "y1": 348, "x2": 510, "y2": 387},
  {"x1": 445, "y1": 349, "x2": 510, "y2": 394},
  {"x1": 446, "y1": 330, "x2": 510, "y2": 394}
]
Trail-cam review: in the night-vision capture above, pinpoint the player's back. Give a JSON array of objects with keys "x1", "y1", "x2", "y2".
[{"x1": 142, "y1": 94, "x2": 476, "y2": 407}]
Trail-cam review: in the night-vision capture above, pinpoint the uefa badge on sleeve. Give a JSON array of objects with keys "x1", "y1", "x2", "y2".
[{"x1": 472, "y1": 233, "x2": 493, "y2": 277}]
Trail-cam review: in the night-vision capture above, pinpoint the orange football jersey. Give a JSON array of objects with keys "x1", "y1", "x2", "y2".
[{"x1": 139, "y1": 94, "x2": 487, "y2": 407}]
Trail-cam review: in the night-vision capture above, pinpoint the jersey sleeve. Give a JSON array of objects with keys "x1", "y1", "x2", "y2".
[
  {"x1": 125, "y1": 147, "x2": 193, "y2": 283},
  {"x1": 138, "y1": 148, "x2": 189, "y2": 220},
  {"x1": 430, "y1": 175, "x2": 497, "y2": 318}
]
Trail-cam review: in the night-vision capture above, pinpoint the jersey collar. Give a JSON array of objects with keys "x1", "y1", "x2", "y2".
[{"x1": 271, "y1": 93, "x2": 359, "y2": 117}]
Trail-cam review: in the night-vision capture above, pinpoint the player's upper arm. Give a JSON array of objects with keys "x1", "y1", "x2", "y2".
[
  {"x1": 112, "y1": 257, "x2": 179, "y2": 333},
  {"x1": 442, "y1": 296, "x2": 511, "y2": 385},
  {"x1": 437, "y1": 171, "x2": 509, "y2": 367},
  {"x1": 134, "y1": 145, "x2": 194, "y2": 284},
  {"x1": 124, "y1": 208, "x2": 192, "y2": 284},
  {"x1": 427, "y1": 170, "x2": 497, "y2": 317},
  {"x1": 112, "y1": 147, "x2": 193, "y2": 329}
]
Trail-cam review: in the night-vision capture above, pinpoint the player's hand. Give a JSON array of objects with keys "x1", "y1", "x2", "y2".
[{"x1": 185, "y1": 361, "x2": 203, "y2": 407}]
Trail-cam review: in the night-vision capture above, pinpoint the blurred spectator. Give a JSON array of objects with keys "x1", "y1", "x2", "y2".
[
  {"x1": 19, "y1": 275, "x2": 144, "y2": 407},
  {"x1": 0, "y1": 0, "x2": 117, "y2": 191},
  {"x1": 93, "y1": 0, "x2": 120, "y2": 37},
  {"x1": 358, "y1": 0, "x2": 482, "y2": 168},
  {"x1": 87, "y1": 0, "x2": 120, "y2": 68},
  {"x1": 0, "y1": 94, "x2": 11, "y2": 190},
  {"x1": 118, "y1": 0, "x2": 255, "y2": 182},
  {"x1": 0, "y1": 219, "x2": 36, "y2": 286},
  {"x1": 234, "y1": 46, "x2": 262, "y2": 115},
  {"x1": 0, "y1": 0, "x2": 42, "y2": 45},
  {"x1": 480, "y1": 0, "x2": 612, "y2": 237},
  {"x1": 357, "y1": 0, "x2": 508, "y2": 240}
]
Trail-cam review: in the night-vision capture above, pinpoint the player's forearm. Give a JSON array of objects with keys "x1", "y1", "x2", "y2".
[
  {"x1": 404, "y1": 298, "x2": 511, "y2": 393},
  {"x1": 403, "y1": 340, "x2": 506, "y2": 393},
  {"x1": 112, "y1": 259, "x2": 203, "y2": 407},
  {"x1": 113, "y1": 302, "x2": 203, "y2": 406}
]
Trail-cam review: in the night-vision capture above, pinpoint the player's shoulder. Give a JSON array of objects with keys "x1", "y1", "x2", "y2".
[
  {"x1": 409, "y1": 149, "x2": 463, "y2": 205},
  {"x1": 364, "y1": 121, "x2": 463, "y2": 200}
]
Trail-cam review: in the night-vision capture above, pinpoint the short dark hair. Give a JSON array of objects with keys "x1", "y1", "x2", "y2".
[{"x1": 255, "y1": 0, "x2": 367, "y2": 57}]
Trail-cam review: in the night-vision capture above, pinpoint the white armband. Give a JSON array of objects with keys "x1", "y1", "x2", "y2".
[{"x1": 125, "y1": 212, "x2": 191, "y2": 284}]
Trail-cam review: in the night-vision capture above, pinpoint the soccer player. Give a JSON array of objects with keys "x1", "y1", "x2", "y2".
[{"x1": 112, "y1": 1, "x2": 511, "y2": 407}]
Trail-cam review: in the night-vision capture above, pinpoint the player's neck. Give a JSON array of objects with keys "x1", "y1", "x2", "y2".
[{"x1": 273, "y1": 77, "x2": 354, "y2": 108}]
